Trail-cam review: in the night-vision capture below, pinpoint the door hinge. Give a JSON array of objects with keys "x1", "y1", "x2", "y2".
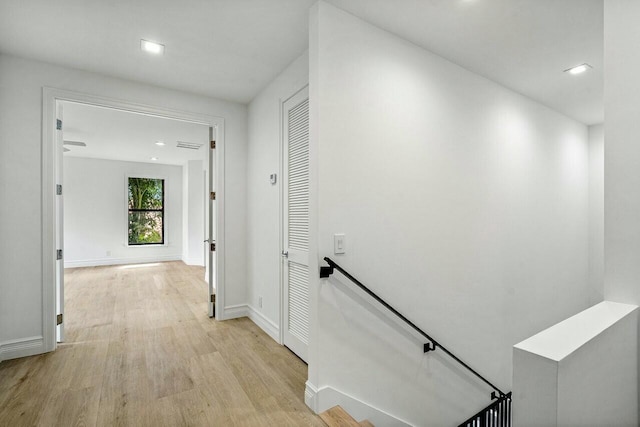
[
  {"x1": 210, "y1": 191, "x2": 216, "y2": 200},
  {"x1": 56, "y1": 119, "x2": 62, "y2": 130},
  {"x1": 56, "y1": 314, "x2": 63, "y2": 325},
  {"x1": 210, "y1": 294, "x2": 216, "y2": 303},
  {"x1": 210, "y1": 140, "x2": 216, "y2": 149},
  {"x1": 56, "y1": 184, "x2": 62, "y2": 195},
  {"x1": 56, "y1": 249, "x2": 63, "y2": 260},
  {"x1": 210, "y1": 243, "x2": 216, "y2": 252}
]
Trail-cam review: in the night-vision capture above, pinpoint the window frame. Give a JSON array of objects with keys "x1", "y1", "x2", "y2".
[{"x1": 125, "y1": 174, "x2": 167, "y2": 247}]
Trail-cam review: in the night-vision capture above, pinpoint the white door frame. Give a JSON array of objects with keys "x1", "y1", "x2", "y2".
[
  {"x1": 207, "y1": 126, "x2": 217, "y2": 318},
  {"x1": 55, "y1": 103, "x2": 65, "y2": 343},
  {"x1": 41, "y1": 87, "x2": 226, "y2": 353}
]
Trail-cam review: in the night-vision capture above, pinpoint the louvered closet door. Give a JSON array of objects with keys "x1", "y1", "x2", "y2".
[{"x1": 282, "y1": 87, "x2": 310, "y2": 362}]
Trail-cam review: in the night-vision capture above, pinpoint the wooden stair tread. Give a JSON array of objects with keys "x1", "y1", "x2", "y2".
[{"x1": 320, "y1": 406, "x2": 374, "y2": 427}]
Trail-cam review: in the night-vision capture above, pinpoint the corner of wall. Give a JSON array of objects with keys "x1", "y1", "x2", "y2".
[
  {"x1": 307, "y1": 0, "x2": 321, "y2": 392},
  {"x1": 305, "y1": 381, "x2": 319, "y2": 412}
]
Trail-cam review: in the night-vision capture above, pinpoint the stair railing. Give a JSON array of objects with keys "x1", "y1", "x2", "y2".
[
  {"x1": 320, "y1": 256, "x2": 512, "y2": 423},
  {"x1": 458, "y1": 392, "x2": 512, "y2": 427}
]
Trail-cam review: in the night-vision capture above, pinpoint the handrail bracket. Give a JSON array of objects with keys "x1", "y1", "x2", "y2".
[
  {"x1": 491, "y1": 391, "x2": 510, "y2": 400},
  {"x1": 320, "y1": 265, "x2": 334, "y2": 278}
]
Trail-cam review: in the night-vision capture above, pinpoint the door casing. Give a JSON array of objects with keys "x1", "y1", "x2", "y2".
[
  {"x1": 55, "y1": 103, "x2": 64, "y2": 342},
  {"x1": 42, "y1": 87, "x2": 226, "y2": 353}
]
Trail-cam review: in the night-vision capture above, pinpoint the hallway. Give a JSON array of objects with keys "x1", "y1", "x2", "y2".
[{"x1": 0, "y1": 262, "x2": 324, "y2": 426}]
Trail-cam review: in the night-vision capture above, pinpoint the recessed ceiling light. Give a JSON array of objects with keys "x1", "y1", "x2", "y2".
[
  {"x1": 564, "y1": 63, "x2": 592, "y2": 75},
  {"x1": 141, "y1": 39, "x2": 165, "y2": 55},
  {"x1": 155, "y1": 141, "x2": 165, "y2": 146},
  {"x1": 150, "y1": 157, "x2": 159, "y2": 161}
]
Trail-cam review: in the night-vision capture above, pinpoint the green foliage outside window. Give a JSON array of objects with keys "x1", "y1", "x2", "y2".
[{"x1": 128, "y1": 177, "x2": 164, "y2": 245}]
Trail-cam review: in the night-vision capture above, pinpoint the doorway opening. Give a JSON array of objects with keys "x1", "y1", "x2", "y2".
[{"x1": 42, "y1": 88, "x2": 225, "y2": 352}]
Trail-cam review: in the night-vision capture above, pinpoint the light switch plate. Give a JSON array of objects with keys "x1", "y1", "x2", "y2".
[{"x1": 334, "y1": 233, "x2": 346, "y2": 254}]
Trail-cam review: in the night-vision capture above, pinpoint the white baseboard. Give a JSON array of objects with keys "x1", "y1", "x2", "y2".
[
  {"x1": 220, "y1": 304, "x2": 280, "y2": 344},
  {"x1": 305, "y1": 382, "x2": 412, "y2": 427},
  {"x1": 305, "y1": 381, "x2": 319, "y2": 411},
  {"x1": 222, "y1": 304, "x2": 249, "y2": 320},
  {"x1": 64, "y1": 254, "x2": 182, "y2": 268},
  {"x1": 247, "y1": 305, "x2": 280, "y2": 343},
  {"x1": 0, "y1": 336, "x2": 45, "y2": 362},
  {"x1": 182, "y1": 256, "x2": 205, "y2": 267}
]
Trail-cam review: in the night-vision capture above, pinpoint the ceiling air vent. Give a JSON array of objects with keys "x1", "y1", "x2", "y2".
[{"x1": 176, "y1": 141, "x2": 203, "y2": 150}]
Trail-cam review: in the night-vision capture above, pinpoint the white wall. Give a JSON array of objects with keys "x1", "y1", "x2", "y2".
[
  {"x1": 603, "y1": 6, "x2": 640, "y2": 420},
  {"x1": 604, "y1": 1, "x2": 640, "y2": 305},
  {"x1": 308, "y1": 3, "x2": 591, "y2": 425},
  {"x1": 183, "y1": 164, "x2": 189, "y2": 264},
  {"x1": 63, "y1": 157, "x2": 183, "y2": 267},
  {"x1": 588, "y1": 124, "x2": 604, "y2": 304},
  {"x1": 0, "y1": 54, "x2": 247, "y2": 354},
  {"x1": 183, "y1": 159, "x2": 205, "y2": 266},
  {"x1": 246, "y1": 52, "x2": 309, "y2": 335}
]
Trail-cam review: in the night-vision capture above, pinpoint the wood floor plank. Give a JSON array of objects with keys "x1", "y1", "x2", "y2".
[
  {"x1": 37, "y1": 386, "x2": 102, "y2": 427},
  {"x1": 320, "y1": 406, "x2": 362, "y2": 427},
  {"x1": 0, "y1": 261, "x2": 324, "y2": 427}
]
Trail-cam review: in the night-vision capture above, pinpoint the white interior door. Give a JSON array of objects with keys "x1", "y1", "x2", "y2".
[
  {"x1": 282, "y1": 87, "x2": 310, "y2": 362},
  {"x1": 208, "y1": 126, "x2": 216, "y2": 317},
  {"x1": 55, "y1": 102, "x2": 65, "y2": 342}
]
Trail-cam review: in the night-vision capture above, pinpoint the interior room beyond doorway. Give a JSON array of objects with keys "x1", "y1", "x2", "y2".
[{"x1": 60, "y1": 101, "x2": 213, "y2": 327}]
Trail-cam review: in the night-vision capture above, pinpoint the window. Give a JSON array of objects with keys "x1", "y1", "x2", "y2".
[{"x1": 128, "y1": 177, "x2": 164, "y2": 245}]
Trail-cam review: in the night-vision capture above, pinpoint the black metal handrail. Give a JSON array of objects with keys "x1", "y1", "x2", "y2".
[
  {"x1": 320, "y1": 256, "x2": 508, "y2": 400},
  {"x1": 458, "y1": 392, "x2": 512, "y2": 427}
]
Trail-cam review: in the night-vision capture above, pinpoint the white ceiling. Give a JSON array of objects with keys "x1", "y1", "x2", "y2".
[
  {"x1": 62, "y1": 101, "x2": 209, "y2": 166},
  {"x1": 326, "y1": 0, "x2": 603, "y2": 125},
  {"x1": 0, "y1": 0, "x2": 315, "y2": 104},
  {"x1": 0, "y1": 0, "x2": 602, "y2": 124}
]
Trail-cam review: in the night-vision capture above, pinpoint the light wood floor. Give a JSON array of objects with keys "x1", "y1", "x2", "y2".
[{"x1": 0, "y1": 261, "x2": 325, "y2": 427}]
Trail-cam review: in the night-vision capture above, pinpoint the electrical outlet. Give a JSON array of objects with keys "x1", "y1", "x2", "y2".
[{"x1": 258, "y1": 296, "x2": 263, "y2": 308}]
